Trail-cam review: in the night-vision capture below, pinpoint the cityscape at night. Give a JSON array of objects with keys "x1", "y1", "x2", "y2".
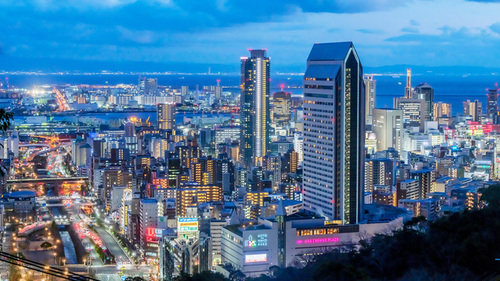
[{"x1": 0, "y1": 1, "x2": 500, "y2": 280}]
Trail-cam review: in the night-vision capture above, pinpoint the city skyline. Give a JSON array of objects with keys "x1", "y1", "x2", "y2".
[
  {"x1": 1, "y1": 1, "x2": 500, "y2": 280},
  {"x1": 3, "y1": 0, "x2": 500, "y2": 72}
]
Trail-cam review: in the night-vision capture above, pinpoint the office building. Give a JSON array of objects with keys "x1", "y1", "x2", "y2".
[
  {"x1": 140, "y1": 198, "x2": 159, "y2": 247},
  {"x1": 405, "y1": 69, "x2": 412, "y2": 98},
  {"x1": 364, "y1": 74, "x2": 376, "y2": 127},
  {"x1": 365, "y1": 158, "x2": 395, "y2": 193},
  {"x1": 240, "y1": 49, "x2": 271, "y2": 167},
  {"x1": 273, "y1": 91, "x2": 292, "y2": 126},
  {"x1": 157, "y1": 103, "x2": 176, "y2": 130},
  {"x1": 394, "y1": 97, "x2": 425, "y2": 131},
  {"x1": 463, "y1": 100, "x2": 482, "y2": 122},
  {"x1": 372, "y1": 108, "x2": 403, "y2": 152},
  {"x1": 302, "y1": 42, "x2": 365, "y2": 223},
  {"x1": 414, "y1": 83, "x2": 434, "y2": 121},
  {"x1": 433, "y1": 102, "x2": 452, "y2": 121},
  {"x1": 220, "y1": 207, "x2": 404, "y2": 277},
  {"x1": 487, "y1": 85, "x2": 499, "y2": 123},
  {"x1": 139, "y1": 77, "x2": 158, "y2": 95}
]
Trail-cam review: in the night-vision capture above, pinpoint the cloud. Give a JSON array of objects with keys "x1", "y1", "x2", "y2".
[
  {"x1": 490, "y1": 23, "x2": 500, "y2": 34},
  {"x1": 410, "y1": 19, "x2": 420, "y2": 26},
  {"x1": 357, "y1": 28, "x2": 383, "y2": 34},
  {"x1": 401, "y1": 27, "x2": 419, "y2": 33},
  {"x1": 383, "y1": 26, "x2": 500, "y2": 67},
  {"x1": 465, "y1": 0, "x2": 500, "y2": 2}
]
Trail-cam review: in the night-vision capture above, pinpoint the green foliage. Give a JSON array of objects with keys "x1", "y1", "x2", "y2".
[
  {"x1": 480, "y1": 184, "x2": 500, "y2": 208},
  {"x1": 0, "y1": 108, "x2": 13, "y2": 135},
  {"x1": 0, "y1": 108, "x2": 13, "y2": 176},
  {"x1": 173, "y1": 271, "x2": 229, "y2": 281}
]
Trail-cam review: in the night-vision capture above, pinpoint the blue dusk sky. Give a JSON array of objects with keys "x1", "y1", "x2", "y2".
[{"x1": 2, "y1": 0, "x2": 500, "y2": 73}]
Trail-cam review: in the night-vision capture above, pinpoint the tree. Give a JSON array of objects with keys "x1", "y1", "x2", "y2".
[
  {"x1": 480, "y1": 184, "x2": 500, "y2": 208},
  {"x1": 0, "y1": 108, "x2": 12, "y2": 176}
]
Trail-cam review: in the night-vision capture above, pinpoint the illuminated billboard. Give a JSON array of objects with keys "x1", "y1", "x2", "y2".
[
  {"x1": 177, "y1": 217, "x2": 199, "y2": 233},
  {"x1": 296, "y1": 237, "x2": 339, "y2": 244},
  {"x1": 146, "y1": 228, "x2": 164, "y2": 238},
  {"x1": 244, "y1": 234, "x2": 268, "y2": 248},
  {"x1": 245, "y1": 253, "x2": 267, "y2": 263}
]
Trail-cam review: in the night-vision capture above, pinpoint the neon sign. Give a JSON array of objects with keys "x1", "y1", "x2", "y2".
[
  {"x1": 245, "y1": 253, "x2": 267, "y2": 263},
  {"x1": 296, "y1": 237, "x2": 339, "y2": 244},
  {"x1": 146, "y1": 228, "x2": 164, "y2": 238}
]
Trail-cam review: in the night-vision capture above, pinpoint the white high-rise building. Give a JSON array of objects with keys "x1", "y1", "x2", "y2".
[
  {"x1": 293, "y1": 132, "x2": 303, "y2": 163},
  {"x1": 373, "y1": 108, "x2": 403, "y2": 152},
  {"x1": 364, "y1": 74, "x2": 376, "y2": 127},
  {"x1": 302, "y1": 42, "x2": 365, "y2": 224}
]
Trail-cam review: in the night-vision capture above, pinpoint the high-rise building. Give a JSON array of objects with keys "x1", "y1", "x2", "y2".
[
  {"x1": 364, "y1": 74, "x2": 376, "y2": 127},
  {"x1": 139, "y1": 77, "x2": 158, "y2": 94},
  {"x1": 273, "y1": 91, "x2": 292, "y2": 126},
  {"x1": 487, "y1": 85, "x2": 499, "y2": 122},
  {"x1": 463, "y1": 100, "x2": 482, "y2": 122},
  {"x1": 433, "y1": 102, "x2": 452, "y2": 121},
  {"x1": 302, "y1": 42, "x2": 365, "y2": 224},
  {"x1": 240, "y1": 49, "x2": 271, "y2": 167},
  {"x1": 145, "y1": 78, "x2": 158, "y2": 95},
  {"x1": 216, "y1": 79, "x2": 222, "y2": 100},
  {"x1": 157, "y1": 103, "x2": 176, "y2": 130},
  {"x1": 372, "y1": 108, "x2": 403, "y2": 152},
  {"x1": 414, "y1": 83, "x2": 434, "y2": 121},
  {"x1": 394, "y1": 97, "x2": 425, "y2": 131},
  {"x1": 365, "y1": 158, "x2": 394, "y2": 193},
  {"x1": 405, "y1": 69, "x2": 412, "y2": 98}
]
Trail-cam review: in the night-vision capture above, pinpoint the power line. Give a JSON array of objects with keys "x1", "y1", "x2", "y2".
[{"x1": 0, "y1": 251, "x2": 98, "y2": 281}]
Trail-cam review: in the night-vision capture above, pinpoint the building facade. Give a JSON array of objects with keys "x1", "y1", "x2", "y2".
[
  {"x1": 302, "y1": 42, "x2": 365, "y2": 224},
  {"x1": 240, "y1": 49, "x2": 271, "y2": 167}
]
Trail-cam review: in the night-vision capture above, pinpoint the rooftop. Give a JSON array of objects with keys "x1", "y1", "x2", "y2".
[{"x1": 307, "y1": 42, "x2": 353, "y2": 61}]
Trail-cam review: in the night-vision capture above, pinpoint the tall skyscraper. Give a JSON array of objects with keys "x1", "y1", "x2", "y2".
[
  {"x1": 405, "y1": 69, "x2": 412, "y2": 98},
  {"x1": 364, "y1": 74, "x2": 376, "y2": 127},
  {"x1": 215, "y1": 79, "x2": 222, "y2": 100},
  {"x1": 463, "y1": 100, "x2": 482, "y2": 122},
  {"x1": 273, "y1": 90, "x2": 292, "y2": 126},
  {"x1": 157, "y1": 103, "x2": 176, "y2": 130},
  {"x1": 302, "y1": 42, "x2": 365, "y2": 224},
  {"x1": 487, "y1": 85, "x2": 499, "y2": 123},
  {"x1": 240, "y1": 49, "x2": 271, "y2": 167},
  {"x1": 373, "y1": 108, "x2": 403, "y2": 152},
  {"x1": 414, "y1": 83, "x2": 434, "y2": 121},
  {"x1": 433, "y1": 102, "x2": 452, "y2": 121}
]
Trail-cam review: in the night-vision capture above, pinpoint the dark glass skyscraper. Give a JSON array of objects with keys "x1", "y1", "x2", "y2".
[
  {"x1": 414, "y1": 83, "x2": 434, "y2": 121},
  {"x1": 487, "y1": 84, "x2": 499, "y2": 123},
  {"x1": 302, "y1": 42, "x2": 365, "y2": 224},
  {"x1": 240, "y1": 50, "x2": 271, "y2": 167}
]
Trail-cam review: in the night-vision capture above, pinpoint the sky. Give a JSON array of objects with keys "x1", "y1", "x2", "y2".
[{"x1": 2, "y1": 0, "x2": 500, "y2": 73}]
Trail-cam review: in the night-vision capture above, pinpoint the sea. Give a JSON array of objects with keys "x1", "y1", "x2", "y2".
[{"x1": 4, "y1": 73, "x2": 500, "y2": 116}]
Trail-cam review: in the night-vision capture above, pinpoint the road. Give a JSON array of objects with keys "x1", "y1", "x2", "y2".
[
  {"x1": 0, "y1": 226, "x2": 12, "y2": 280},
  {"x1": 66, "y1": 263, "x2": 150, "y2": 280},
  {"x1": 95, "y1": 226, "x2": 131, "y2": 264}
]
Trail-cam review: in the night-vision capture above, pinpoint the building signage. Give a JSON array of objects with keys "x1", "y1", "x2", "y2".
[
  {"x1": 296, "y1": 237, "x2": 339, "y2": 244},
  {"x1": 245, "y1": 234, "x2": 268, "y2": 248},
  {"x1": 245, "y1": 253, "x2": 267, "y2": 263},
  {"x1": 177, "y1": 217, "x2": 199, "y2": 233},
  {"x1": 146, "y1": 228, "x2": 164, "y2": 238}
]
